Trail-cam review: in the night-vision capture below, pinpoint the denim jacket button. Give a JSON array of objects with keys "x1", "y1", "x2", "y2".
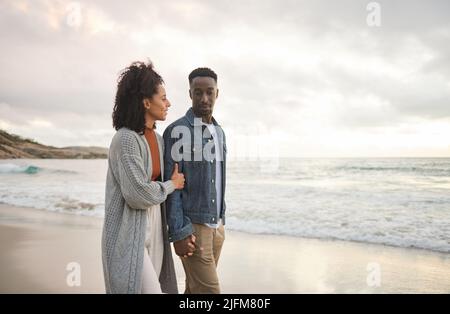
[
  {"x1": 210, "y1": 160, "x2": 213, "y2": 163},
  {"x1": 212, "y1": 199, "x2": 215, "y2": 203}
]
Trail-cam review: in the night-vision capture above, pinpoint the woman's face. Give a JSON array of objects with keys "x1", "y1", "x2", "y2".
[{"x1": 145, "y1": 84, "x2": 171, "y2": 122}]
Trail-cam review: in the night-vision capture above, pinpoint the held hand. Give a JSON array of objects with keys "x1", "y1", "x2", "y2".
[
  {"x1": 189, "y1": 234, "x2": 203, "y2": 253},
  {"x1": 173, "y1": 234, "x2": 203, "y2": 258},
  {"x1": 171, "y1": 163, "x2": 185, "y2": 190},
  {"x1": 174, "y1": 236, "x2": 195, "y2": 257}
]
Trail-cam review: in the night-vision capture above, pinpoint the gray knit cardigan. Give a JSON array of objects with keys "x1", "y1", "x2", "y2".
[{"x1": 101, "y1": 127, "x2": 178, "y2": 294}]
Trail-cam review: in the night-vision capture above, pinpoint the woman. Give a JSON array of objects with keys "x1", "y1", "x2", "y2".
[{"x1": 102, "y1": 61, "x2": 184, "y2": 294}]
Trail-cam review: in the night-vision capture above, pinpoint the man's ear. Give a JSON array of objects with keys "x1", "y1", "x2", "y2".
[
  {"x1": 216, "y1": 89, "x2": 219, "y2": 99},
  {"x1": 189, "y1": 89, "x2": 193, "y2": 100}
]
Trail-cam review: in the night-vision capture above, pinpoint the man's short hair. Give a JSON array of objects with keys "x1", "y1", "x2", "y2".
[{"x1": 188, "y1": 67, "x2": 217, "y2": 84}]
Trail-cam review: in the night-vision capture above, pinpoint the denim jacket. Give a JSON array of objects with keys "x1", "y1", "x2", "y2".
[{"x1": 163, "y1": 108, "x2": 227, "y2": 242}]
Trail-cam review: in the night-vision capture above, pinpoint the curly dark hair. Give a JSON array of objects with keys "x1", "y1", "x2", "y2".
[{"x1": 112, "y1": 61, "x2": 163, "y2": 134}]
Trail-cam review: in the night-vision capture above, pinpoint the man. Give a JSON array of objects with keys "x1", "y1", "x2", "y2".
[{"x1": 163, "y1": 67, "x2": 227, "y2": 294}]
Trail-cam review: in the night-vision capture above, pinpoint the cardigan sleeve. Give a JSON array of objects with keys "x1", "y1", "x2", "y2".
[{"x1": 116, "y1": 130, "x2": 175, "y2": 210}]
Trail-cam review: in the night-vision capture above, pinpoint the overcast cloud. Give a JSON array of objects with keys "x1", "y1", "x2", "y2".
[{"x1": 1, "y1": 0, "x2": 449, "y2": 157}]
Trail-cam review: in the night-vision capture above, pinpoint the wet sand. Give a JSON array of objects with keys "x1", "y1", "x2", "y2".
[{"x1": 1, "y1": 203, "x2": 449, "y2": 293}]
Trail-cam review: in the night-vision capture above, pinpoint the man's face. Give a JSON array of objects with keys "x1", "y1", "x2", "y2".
[{"x1": 190, "y1": 76, "x2": 218, "y2": 118}]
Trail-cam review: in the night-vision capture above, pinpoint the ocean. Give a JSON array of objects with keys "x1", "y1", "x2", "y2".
[{"x1": 1, "y1": 158, "x2": 449, "y2": 253}]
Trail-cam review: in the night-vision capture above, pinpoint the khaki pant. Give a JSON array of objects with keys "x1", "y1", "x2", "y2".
[{"x1": 181, "y1": 223, "x2": 225, "y2": 294}]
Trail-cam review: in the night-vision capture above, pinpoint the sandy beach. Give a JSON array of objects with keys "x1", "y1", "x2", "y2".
[{"x1": 0, "y1": 203, "x2": 449, "y2": 294}]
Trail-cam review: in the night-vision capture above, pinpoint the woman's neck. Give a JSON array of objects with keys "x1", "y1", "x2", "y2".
[{"x1": 145, "y1": 117, "x2": 155, "y2": 130}]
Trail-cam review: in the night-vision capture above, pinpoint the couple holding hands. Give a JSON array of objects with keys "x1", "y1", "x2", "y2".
[{"x1": 101, "y1": 61, "x2": 227, "y2": 294}]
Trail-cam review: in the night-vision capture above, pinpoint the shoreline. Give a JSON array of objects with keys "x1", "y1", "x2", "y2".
[
  {"x1": 1, "y1": 203, "x2": 449, "y2": 293},
  {"x1": 1, "y1": 202, "x2": 447, "y2": 255}
]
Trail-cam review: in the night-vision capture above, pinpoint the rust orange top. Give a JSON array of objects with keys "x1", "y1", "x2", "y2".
[{"x1": 144, "y1": 127, "x2": 161, "y2": 181}]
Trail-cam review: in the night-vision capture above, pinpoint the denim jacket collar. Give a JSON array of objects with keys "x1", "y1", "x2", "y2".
[{"x1": 185, "y1": 107, "x2": 220, "y2": 127}]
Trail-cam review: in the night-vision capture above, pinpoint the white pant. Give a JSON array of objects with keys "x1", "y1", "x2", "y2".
[
  {"x1": 141, "y1": 204, "x2": 164, "y2": 294},
  {"x1": 141, "y1": 247, "x2": 162, "y2": 294}
]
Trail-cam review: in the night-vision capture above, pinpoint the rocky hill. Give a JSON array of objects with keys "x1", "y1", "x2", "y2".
[{"x1": 0, "y1": 129, "x2": 108, "y2": 159}]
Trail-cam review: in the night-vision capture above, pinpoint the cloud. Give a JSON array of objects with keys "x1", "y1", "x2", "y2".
[{"x1": 0, "y1": 0, "x2": 449, "y2": 156}]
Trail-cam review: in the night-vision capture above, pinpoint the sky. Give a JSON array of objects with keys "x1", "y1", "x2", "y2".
[{"x1": 1, "y1": 0, "x2": 450, "y2": 157}]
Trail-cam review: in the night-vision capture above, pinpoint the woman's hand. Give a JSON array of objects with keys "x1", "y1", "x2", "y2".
[{"x1": 171, "y1": 163, "x2": 185, "y2": 190}]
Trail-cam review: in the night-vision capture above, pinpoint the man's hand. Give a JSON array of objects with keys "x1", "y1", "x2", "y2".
[{"x1": 173, "y1": 234, "x2": 202, "y2": 258}]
